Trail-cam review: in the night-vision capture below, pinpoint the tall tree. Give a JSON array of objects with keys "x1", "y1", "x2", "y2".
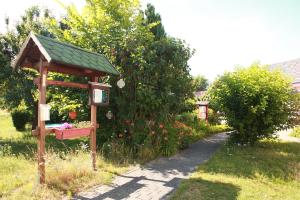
[
  {"x1": 144, "y1": 3, "x2": 166, "y2": 40},
  {"x1": 47, "y1": 0, "x2": 194, "y2": 124},
  {"x1": 193, "y1": 75, "x2": 209, "y2": 91}
]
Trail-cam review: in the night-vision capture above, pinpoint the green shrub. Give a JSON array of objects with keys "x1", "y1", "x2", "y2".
[
  {"x1": 175, "y1": 112, "x2": 198, "y2": 127},
  {"x1": 208, "y1": 64, "x2": 300, "y2": 144},
  {"x1": 207, "y1": 108, "x2": 221, "y2": 125},
  {"x1": 99, "y1": 112, "x2": 231, "y2": 162},
  {"x1": 160, "y1": 125, "x2": 179, "y2": 156},
  {"x1": 11, "y1": 108, "x2": 30, "y2": 131}
]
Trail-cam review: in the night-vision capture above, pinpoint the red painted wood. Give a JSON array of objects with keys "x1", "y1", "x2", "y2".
[
  {"x1": 47, "y1": 80, "x2": 89, "y2": 89},
  {"x1": 48, "y1": 63, "x2": 104, "y2": 77},
  {"x1": 55, "y1": 127, "x2": 92, "y2": 140}
]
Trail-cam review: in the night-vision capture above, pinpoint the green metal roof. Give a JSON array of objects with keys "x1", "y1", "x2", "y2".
[{"x1": 14, "y1": 33, "x2": 119, "y2": 75}]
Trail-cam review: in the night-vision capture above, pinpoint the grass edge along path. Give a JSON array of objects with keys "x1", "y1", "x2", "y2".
[{"x1": 171, "y1": 139, "x2": 300, "y2": 200}]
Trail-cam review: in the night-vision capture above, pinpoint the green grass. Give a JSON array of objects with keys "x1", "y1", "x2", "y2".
[
  {"x1": 0, "y1": 110, "x2": 128, "y2": 199},
  {"x1": 171, "y1": 140, "x2": 300, "y2": 200},
  {"x1": 290, "y1": 126, "x2": 300, "y2": 138}
]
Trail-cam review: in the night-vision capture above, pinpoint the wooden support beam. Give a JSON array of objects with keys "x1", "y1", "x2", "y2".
[
  {"x1": 90, "y1": 76, "x2": 98, "y2": 171},
  {"x1": 34, "y1": 78, "x2": 90, "y2": 89},
  {"x1": 48, "y1": 63, "x2": 105, "y2": 77},
  {"x1": 47, "y1": 80, "x2": 89, "y2": 89},
  {"x1": 37, "y1": 62, "x2": 47, "y2": 184}
]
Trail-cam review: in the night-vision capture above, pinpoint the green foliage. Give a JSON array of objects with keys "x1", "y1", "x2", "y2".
[
  {"x1": 290, "y1": 126, "x2": 300, "y2": 138},
  {"x1": 11, "y1": 106, "x2": 31, "y2": 131},
  {"x1": 207, "y1": 108, "x2": 221, "y2": 125},
  {"x1": 100, "y1": 112, "x2": 229, "y2": 160},
  {"x1": 208, "y1": 64, "x2": 300, "y2": 144},
  {"x1": 144, "y1": 3, "x2": 166, "y2": 39},
  {"x1": 193, "y1": 75, "x2": 209, "y2": 92}
]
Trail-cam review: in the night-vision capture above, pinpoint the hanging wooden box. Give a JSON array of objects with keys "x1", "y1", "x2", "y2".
[{"x1": 55, "y1": 127, "x2": 92, "y2": 140}]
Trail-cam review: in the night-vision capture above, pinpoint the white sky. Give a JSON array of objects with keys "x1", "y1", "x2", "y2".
[{"x1": 1, "y1": 0, "x2": 300, "y2": 81}]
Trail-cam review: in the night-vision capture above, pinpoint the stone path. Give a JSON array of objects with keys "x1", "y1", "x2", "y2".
[
  {"x1": 74, "y1": 133, "x2": 229, "y2": 200},
  {"x1": 276, "y1": 129, "x2": 300, "y2": 143}
]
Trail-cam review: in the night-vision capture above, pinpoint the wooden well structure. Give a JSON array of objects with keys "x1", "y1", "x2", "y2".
[{"x1": 12, "y1": 32, "x2": 119, "y2": 184}]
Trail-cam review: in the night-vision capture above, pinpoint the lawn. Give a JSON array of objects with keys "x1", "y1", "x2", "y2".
[
  {"x1": 171, "y1": 139, "x2": 300, "y2": 200},
  {"x1": 0, "y1": 110, "x2": 128, "y2": 200},
  {"x1": 290, "y1": 126, "x2": 300, "y2": 138}
]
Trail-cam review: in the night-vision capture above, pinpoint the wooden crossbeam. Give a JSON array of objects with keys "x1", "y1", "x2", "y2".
[
  {"x1": 47, "y1": 80, "x2": 89, "y2": 89},
  {"x1": 34, "y1": 78, "x2": 90, "y2": 89},
  {"x1": 48, "y1": 63, "x2": 105, "y2": 77}
]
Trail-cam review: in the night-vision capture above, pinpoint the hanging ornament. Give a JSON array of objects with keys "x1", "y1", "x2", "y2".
[
  {"x1": 117, "y1": 78, "x2": 125, "y2": 89},
  {"x1": 106, "y1": 110, "x2": 113, "y2": 120}
]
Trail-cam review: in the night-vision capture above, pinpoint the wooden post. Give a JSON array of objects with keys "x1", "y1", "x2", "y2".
[
  {"x1": 90, "y1": 76, "x2": 98, "y2": 170},
  {"x1": 38, "y1": 62, "x2": 48, "y2": 184},
  {"x1": 205, "y1": 105, "x2": 209, "y2": 124}
]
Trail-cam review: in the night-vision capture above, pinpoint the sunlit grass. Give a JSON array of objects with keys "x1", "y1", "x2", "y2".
[
  {"x1": 0, "y1": 110, "x2": 25, "y2": 139},
  {"x1": 171, "y1": 140, "x2": 300, "y2": 200}
]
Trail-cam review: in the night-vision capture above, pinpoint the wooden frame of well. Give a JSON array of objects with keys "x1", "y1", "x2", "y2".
[{"x1": 12, "y1": 33, "x2": 119, "y2": 184}]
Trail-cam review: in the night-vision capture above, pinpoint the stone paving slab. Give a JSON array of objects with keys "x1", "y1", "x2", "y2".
[{"x1": 73, "y1": 133, "x2": 229, "y2": 200}]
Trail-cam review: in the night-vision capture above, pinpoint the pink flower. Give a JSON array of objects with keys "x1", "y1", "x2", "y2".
[{"x1": 60, "y1": 123, "x2": 73, "y2": 130}]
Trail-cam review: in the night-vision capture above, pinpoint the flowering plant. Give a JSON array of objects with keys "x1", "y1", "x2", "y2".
[
  {"x1": 59, "y1": 122, "x2": 73, "y2": 130},
  {"x1": 73, "y1": 121, "x2": 91, "y2": 128},
  {"x1": 57, "y1": 121, "x2": 91, "y2": 130}
]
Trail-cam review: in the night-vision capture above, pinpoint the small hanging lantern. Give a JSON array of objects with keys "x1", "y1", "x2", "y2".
[
  {"x1": 117, "y1": 78, "x2": 125, "y2": 89},
  {"x1": 106, "y1": 110, "x2": 113, "y2": 120}
]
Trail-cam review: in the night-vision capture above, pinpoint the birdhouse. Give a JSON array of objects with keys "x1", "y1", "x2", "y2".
[{"x1": 89, "y1": 82, "x2": 111, "y2": 106}]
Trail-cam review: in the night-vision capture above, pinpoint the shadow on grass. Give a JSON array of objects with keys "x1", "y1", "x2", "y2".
[
  {"x1": 199, "y1": 140, "x2": 300, "y2": 181},
  {"x1": 172, "y1": 178, "x2": 240, "y2": 200},
  {"x1": 0, "y1": 132, "x2": 89, "y2": 159}
]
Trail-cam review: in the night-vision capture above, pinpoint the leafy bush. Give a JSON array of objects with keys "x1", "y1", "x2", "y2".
[
  {"x1": 208, "y1": 64, "x2": 300, "y2": 144},
  {"x1": 99, "y1": 112, "x2": 229, "y2": 161},
  {"x1": 11, "y1": 107, "x2": 30, "y2": 131},
  {"x1": 207, "y1": 108, "x2": 221, "y2": 125}
]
